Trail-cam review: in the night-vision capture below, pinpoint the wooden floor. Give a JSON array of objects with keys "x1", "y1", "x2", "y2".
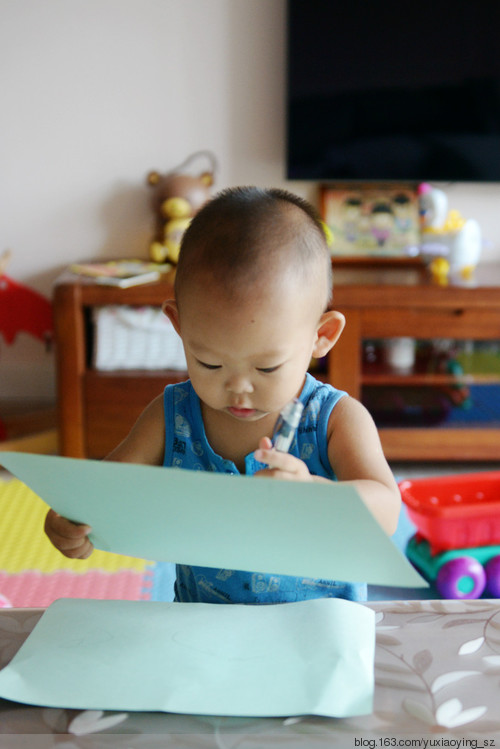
[
  {"x1": 0, "y1": 401, "x2": 58, "y2": 457},
  {"x1": 390, "y1": 460, "x2": 499, "y2": 481}
]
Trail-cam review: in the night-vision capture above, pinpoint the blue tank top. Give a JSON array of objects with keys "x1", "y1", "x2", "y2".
[{"x1": 163, "y1": 373, "x2": 367, "y2": 603}]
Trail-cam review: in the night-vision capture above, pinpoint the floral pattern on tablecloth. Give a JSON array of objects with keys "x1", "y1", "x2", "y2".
[
  {"x1": 369, "y1": 600, "x2": 500, "y2": 736},
  {"x1": 1, "y1": 601, "x2": 500, "y2": 747}
]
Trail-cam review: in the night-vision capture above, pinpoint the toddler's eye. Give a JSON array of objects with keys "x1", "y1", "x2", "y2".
[
  {"x1": 257, "y1": 365, "x2": 281, "y2": 374},
  {"x1": 198, "y1": 360, "x2": 221, "y2": 370}
]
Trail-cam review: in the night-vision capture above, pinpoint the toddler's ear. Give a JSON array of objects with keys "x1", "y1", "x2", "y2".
[
  {"x1": 313, "y1": 310, "x2": 345, "y2": 358},
  {"x1": 162, "y1": 299, "x2": 181, "y2": 336}
]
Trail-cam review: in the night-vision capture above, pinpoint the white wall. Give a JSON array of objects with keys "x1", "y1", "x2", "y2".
[{"x1": 1, "y1": 0, "x2": 500, "y2": 402}]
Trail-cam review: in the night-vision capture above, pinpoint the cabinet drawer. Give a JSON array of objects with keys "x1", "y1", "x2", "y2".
[
  {"x1": 84, "y1": 371, "x2": 186, "y2": 458},
  {"x1": 362, "y1": 308, "x2": 500, "y2": 340},
  {"x1": 380, "y1": 428, "x2": 500, "y2": 461}
]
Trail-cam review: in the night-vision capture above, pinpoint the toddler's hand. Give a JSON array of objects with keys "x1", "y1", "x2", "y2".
[
  {"x1": 254, "y1": 437, "x2": 312, "y2": 481},
  {"x1": 44, "y1": 509, "x2": 94, "y2": 560}
]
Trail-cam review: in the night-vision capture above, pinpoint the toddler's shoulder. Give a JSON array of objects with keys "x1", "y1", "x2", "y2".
[
  {"x1": 326, "y1": 392, "x2": 378, "y2": 439},
  {"x1": 302, "y1": 372, "x2": 347, "y2": 411}
]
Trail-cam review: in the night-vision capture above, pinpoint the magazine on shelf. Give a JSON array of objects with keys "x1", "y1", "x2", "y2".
[{"x1": 70, "y1": 260, "x2": 170, "y2": 287}]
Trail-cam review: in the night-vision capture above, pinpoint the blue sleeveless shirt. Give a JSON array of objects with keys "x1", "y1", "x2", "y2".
[{"x1": 163, "y1": 373, "x2": 367, "y2": 603}]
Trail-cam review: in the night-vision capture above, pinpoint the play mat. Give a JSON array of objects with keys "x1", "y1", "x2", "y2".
[{"x1": 0, "y1": 478, "x2": 175, "y2": 607}]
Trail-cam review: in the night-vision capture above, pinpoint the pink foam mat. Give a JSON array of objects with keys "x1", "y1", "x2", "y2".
[{"x1": 0, "y1": 569, "x2": 154, "y2": 608}]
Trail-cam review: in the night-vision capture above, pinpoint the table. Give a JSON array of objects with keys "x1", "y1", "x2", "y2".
[{"x1": 1, "y1": 600, "x2": 499, "y2": 744}]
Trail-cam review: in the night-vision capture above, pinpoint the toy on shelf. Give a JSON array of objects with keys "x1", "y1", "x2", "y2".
[
  {"x1": 399, "y1": 471, "x2": 500, "y2": 599},
  {"x1": 147, "y1": 151, "x2": 217, "y2": 264},
  {"x1": 417, "y1": 183, "x2": 482, "y2": 283}
]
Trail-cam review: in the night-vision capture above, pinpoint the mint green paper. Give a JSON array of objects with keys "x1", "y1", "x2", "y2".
[
  {"x1": 0, "y1": 451, "x2": 426, "y2": 587},
  {"x1": 0, "y1": 597, "x2": 375, "y2": 717}
]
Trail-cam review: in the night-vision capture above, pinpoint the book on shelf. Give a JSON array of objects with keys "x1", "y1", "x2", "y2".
[{"x1": 70, "y1": 260, "x2": 171, "y2": 288}]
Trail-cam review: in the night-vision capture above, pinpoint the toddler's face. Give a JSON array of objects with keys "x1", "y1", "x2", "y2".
[{"x1": 171, "y1": 281, "x2": 323, "y2": 424}]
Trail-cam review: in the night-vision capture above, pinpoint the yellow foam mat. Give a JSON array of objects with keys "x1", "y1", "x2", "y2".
[{"x1": 0, "y1": 479, "x2": 149, "y2": 574}]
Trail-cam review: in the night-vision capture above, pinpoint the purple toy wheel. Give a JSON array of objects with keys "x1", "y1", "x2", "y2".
[
  {"x1": 485, "y1": 555, "x2": 500, "y2": 598},
  {"x1": 436, "y1": 556, "x2": 486, "y2": 599}
]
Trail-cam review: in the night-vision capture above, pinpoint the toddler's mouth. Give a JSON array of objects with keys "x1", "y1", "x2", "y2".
[{"x1": 227, "y1": 406, "x2": 257, "y2": 419}]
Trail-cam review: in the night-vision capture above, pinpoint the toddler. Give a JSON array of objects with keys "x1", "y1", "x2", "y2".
[{"x1": 45, "y1": 186, "x2": 400, "y2": 603}]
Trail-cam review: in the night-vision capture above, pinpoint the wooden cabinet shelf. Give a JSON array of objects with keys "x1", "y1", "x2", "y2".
[
  {"x1": 362, "y1": 372, "x2": 500, "y2": 386},
  {"x1": 327, "y1": 263, "x2": 500, "y2": 461},
  {"x1": 53, "y1": 269, "x2": 187, "y2": 458},
  {"x1": 82, "y1": 369, "x2": 187, "y2": 458},
  {"x1": 54, "y1": 263, "x2": 500, "y2": 461}
]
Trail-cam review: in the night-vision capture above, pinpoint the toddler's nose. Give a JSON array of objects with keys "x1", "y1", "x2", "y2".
[{"x1": 225, "y1": 373, "x2": 254, "y2": 394}]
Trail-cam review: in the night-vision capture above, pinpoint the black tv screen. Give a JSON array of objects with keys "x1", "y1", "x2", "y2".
[{"x1": 286, "y1": 0, "x2": 500, "y2": 182}]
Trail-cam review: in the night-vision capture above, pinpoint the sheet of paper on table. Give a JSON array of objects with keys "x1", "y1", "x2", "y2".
[
  {"x1": 0, "y1": 597, "x2": 375, "y2": 718},
  {"x1": 0, "y1": 451, "x2": 426, "y2": 587}
]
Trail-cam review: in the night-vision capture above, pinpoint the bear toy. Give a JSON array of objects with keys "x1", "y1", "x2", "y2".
[{"x1": 147, "y1": 151, "x2": 216, "y2": 264}]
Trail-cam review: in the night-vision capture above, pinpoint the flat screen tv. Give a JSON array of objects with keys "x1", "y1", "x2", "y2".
[{"x1": 286, "y1": 0, "x2": 500, "y2": 182}]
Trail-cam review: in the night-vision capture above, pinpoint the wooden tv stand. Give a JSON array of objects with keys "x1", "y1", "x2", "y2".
[{"x1": 53, "y1": 263, "x2": 500, "y2": 461}]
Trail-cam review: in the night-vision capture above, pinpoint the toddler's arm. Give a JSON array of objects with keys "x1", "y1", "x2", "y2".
[
  {"x1": 44, "y1": 393, "x2": 166, "y2": 558},
  {"x1": 254, "y1": 395, "x2": 400, "y2": 536},
  {"x1": 326, "y1": 395, "x2": 400, "y2": 535}
]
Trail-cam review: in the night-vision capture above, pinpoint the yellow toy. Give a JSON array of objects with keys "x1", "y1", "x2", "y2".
[
  {"x1": 147, "y1": 151, "x2": 217, "y2": 264},
  {"x1": 429, "y1": 257, "x2": 451, "y2": 286}
]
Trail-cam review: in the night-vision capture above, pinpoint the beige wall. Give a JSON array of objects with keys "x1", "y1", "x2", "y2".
[{"x1": 1, "y1": 0, "x2": 499, "y2": 401}]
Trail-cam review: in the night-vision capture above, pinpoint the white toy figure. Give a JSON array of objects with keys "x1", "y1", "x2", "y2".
[
  {"x1": 418, "y1": 183, "x2": 482, "y2": 281},
  {"x1": 418, "y1": 183, "x2": 448, "y2": 229}
]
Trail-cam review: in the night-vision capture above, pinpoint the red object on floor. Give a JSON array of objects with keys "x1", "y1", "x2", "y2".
[{"x1": 400, "y1": 471, "x2": 500, "y2": 554}]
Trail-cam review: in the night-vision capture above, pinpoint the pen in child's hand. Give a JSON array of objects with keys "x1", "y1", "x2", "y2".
[{"x1": 272, "y1": 398, "x2": 304, "y2": 453}]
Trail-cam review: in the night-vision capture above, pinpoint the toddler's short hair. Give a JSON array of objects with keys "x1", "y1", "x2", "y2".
[{"x1": 174, "y1": 186, "x2": 333, "y2": 308}]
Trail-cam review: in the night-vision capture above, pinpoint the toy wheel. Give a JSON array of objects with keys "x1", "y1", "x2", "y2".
[
  {"x1": 436, "y1": 556, "x2": 486, "y2": 599},
  {"x1": 485, "y1": 555, "x2": 500, "y2": 598}
]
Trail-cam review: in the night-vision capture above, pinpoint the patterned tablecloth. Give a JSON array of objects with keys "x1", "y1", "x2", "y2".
[{"x1": 1, "y1": 600, "x2": 500, "y2": 747}]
